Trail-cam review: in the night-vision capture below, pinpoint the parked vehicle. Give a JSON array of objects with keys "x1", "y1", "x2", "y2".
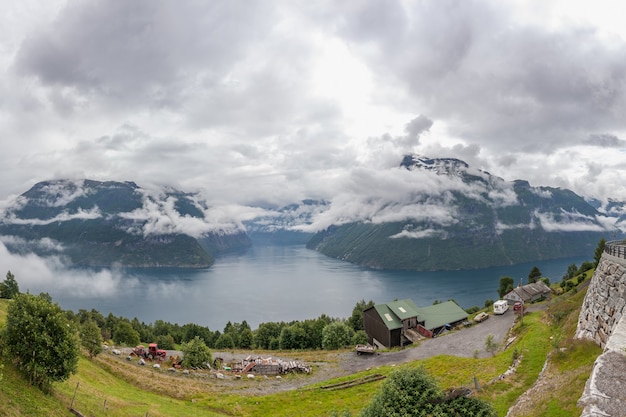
[
  {"x1": 493, "y1": 300, "x2": 509, "y2": 315},
  {"x1": 513, "y1": 302, "x2": 523, "y2": 312},
  {"x1": 474, "y1": 312, "x2": 489, "y2": 323},
  {"x1": 355, "y1": 344, "x2": 376, "y2": 355}
]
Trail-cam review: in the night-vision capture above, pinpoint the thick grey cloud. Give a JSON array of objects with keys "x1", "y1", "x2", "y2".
[
  {"x1": 585, "y1": 133, "x2": 626, "y2": 148},
  {"x1": 331, "y1": 0, "x2": 626, "y2": 151},
  {"x1": 2, "y1": 0, "x2": 626, "y2": 209}
]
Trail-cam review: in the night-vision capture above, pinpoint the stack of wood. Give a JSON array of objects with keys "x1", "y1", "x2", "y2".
[{"x1": 235, "y1": 355, "x2": 311, "y2": 375}]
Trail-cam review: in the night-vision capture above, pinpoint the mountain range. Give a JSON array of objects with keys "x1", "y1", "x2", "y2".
[
  {"x1": 0, "y1": 180, "x2": 250, "y2": 268},
  {"x1": 0, "y1": 155, "x2": 621, "y2": 270}
]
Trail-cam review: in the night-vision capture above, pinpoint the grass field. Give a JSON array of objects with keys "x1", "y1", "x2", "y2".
[{"x1": 0, "y1": 278, "x2": 600, "y2": 416}]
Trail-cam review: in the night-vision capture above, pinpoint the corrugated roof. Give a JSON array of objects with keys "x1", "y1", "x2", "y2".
[
  {"x1": 372, "y1": 303, "x2": 403, "y2": 330},
  {"x1": 387, "y1": 299, "x2": 419, "y2": 320},
  {"x1": 415, "y1": 301, "x2": 468, "y2": 330},
  {"x1": 371, "y1": 299, "x2": 467, "y2": 332}
]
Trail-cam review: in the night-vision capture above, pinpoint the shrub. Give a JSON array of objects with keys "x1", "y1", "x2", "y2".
[
  {"x1": 3, "y1": 293, "x2": 79, "y2": 390},
  {"x1": 181, "y1": 336, "x2": 212, "y2": 368}
]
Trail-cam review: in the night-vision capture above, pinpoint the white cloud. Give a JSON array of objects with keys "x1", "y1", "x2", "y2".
[
  {"x1": 389, "y1": 228, "x2": 443, "y2": 239},
  {"x1": 0, "y1": 235, "x2": 65, "y2": 253},
  {"x1": 2, "y1": 206, "x2": 101, "y2": 225},
  {"x1": 119, "y1": 191, "x2": 243, "y2": 237},
  {"x1": 0, "y1": 241, "x2": 132, "y2": 298},
  {"x1": 534, "y1": 210, "x2": 609, "y2": 232}
]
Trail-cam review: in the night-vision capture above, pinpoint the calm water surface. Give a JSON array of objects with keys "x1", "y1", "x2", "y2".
[{"x1": 54, "y1": 245, "x2": 588, "y2": 331}]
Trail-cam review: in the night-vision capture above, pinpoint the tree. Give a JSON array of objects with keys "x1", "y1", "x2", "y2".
[
  {"x1": 80, "y1": 320, "x2": 104, "y2": 358},
  {"x1": 181, "y1": 323, "x2": 213, "y2": 345},
  {"x1": 279, "y1": 323, "x2": 308, "y2": 350},
  {"x1": 359, "y1": 367, "x2": 496, "y2": 417},
  {"x1": 239, "y1": 328, "x2": 254, "y2": 349},
  {"x1": 322, "y1": 322, "x2": 354, "y2": 350},
  {"x1": 0, "y1": 270, "x2": 20, "y2": 299},
  {"x1": 113, "y1": 321, "x2": 140, "y2": 346},
  {"x1": 3, "y1": 293, "x2": 79, "y2": 390},
  {"x1": 594, "y1": 238, "x2": 606, "y2": 267},
  {"x1": 347, "y1": 299, "x2": 375, "y2": 332},
  {"x1": 563, "y1": 263, "x2": 579, "y2": 281},
  {"x1": 528, "y1": 266, "x2": 542, "y2": 284},
  {"x1": 498, "y1": 276, "x2": 514, "y2": 298},
  {"x1": 214, "y1": 333, "x2": 235, "y2": 350},
  {"x1": 254, "y1": 322, "x2": 283, "y2": 350},
  {"x1": 181, "y1": 336, "x2": 212, "y2": 368}
]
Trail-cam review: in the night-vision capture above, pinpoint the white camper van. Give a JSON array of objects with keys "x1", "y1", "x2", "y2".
[{"x1": 493, "y1": 300, "x2": 509, "y2": 315}]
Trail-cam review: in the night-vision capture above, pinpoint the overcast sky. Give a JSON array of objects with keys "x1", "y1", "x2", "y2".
[{"x1": 3, "y1": 0, "x2": 626, "y2": 207}]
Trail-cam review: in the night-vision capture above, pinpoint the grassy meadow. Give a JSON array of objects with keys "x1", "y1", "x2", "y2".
[{"x1": 0, "y1": 275, "x2": 601, "y2": 416}]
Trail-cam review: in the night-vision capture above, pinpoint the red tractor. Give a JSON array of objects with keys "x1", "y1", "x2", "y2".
[{"x1": 132, "y1": 343, "x2": 167, "y2": 361}]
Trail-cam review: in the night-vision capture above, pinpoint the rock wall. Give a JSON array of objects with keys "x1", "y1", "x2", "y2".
[
  {"x1": 575, "y1": 252, "x2": 626, "y2": 345},
  {"x1": 575, "y1": 249, "x2": 626, "y2": 416}
]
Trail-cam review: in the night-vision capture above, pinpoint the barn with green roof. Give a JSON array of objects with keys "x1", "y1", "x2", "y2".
[{"x1": 363, "y1": 299, "x2": 468, "y2": 348}]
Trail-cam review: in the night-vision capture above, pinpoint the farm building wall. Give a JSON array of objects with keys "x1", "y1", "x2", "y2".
[{"x1": 363, "y1": 307, "x2": 400, "y2": 348}]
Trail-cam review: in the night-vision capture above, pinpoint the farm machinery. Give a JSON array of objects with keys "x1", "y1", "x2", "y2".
[{"x1": 131, "y1": 343, "x2": 167, "y2": 361}]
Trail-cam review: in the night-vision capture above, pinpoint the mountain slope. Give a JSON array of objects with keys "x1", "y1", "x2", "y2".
[
  {"x1": 306, "y1": 155, "x2": 612, "y2": 270},
  {"x1": 0, "y1": 179, "x2": 251, "y2": 268}
]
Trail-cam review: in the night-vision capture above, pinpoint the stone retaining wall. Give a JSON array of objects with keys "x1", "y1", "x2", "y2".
[
  {"x1": 575, "y1": 250, "x2": 626, "y2": 416},
  {"x1": 575, "y1": 253, "x2": 626, "y2": 346}
]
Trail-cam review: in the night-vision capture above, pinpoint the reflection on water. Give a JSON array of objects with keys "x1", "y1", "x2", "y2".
[{"x1": 52, "y1": 245, "x2": 588, "y2": 331}]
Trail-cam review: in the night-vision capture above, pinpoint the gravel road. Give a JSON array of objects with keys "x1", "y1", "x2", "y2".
[
  {"x1": 340, "y1": 308, "x2": 519, "y2": 373},
  {"x1": 112, "y1": 306, "x2": 538, "y2": 395}
]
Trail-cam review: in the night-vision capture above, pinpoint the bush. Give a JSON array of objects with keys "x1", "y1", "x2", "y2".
[
  {"x1": 3, "y1": 293, "x2": 79, "y2": 390},
  {"x1": 155, "y1": 334, "x2": 176, "y2": 350},
  {"x1": 181, "y1": 336, "x2": 212, "y2": 368},
  {"x1": 359, "y1": 367, "x2": 496, "y2": 416},
  {"x1": 351, "y1": 330, "x2": 369, "y2": 346}
]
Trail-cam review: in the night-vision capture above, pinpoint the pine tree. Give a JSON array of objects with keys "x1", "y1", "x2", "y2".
[
  {"x1": 528, "y1": 266, "x2": 542, "y2": 283},
  {"x1": 0, "y1": 270, "x2": 20, "y2": 299}
]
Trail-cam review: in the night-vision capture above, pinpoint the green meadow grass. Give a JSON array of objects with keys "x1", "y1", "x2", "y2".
[{"x1": 0, "y1": 279, "x2": 601, "y2": 417}]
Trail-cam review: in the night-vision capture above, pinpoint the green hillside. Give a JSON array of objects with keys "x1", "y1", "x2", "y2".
[
  {"x1": 308, "y1": 220, "x2": 601, "y2": 271},
  {"x1": 0, "y1": 275, "x2": 602, "y2": 416}
]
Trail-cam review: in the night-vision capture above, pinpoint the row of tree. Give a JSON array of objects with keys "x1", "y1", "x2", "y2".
[
  {"x1": 1, "y1": 271, "x2": 378, "y2": 389},
  {"x1": 67, "y1": 299, "x2": 376, "y2": 352}
]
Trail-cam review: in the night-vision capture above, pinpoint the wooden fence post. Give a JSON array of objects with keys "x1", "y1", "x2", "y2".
[{"x1": 70, "y1": 382, "x2": 79, "y2": 410}]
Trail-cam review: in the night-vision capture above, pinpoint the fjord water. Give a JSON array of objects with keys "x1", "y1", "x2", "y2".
[{"x1": 55, "y1": 245, "x2": 588, "y2": 331}]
